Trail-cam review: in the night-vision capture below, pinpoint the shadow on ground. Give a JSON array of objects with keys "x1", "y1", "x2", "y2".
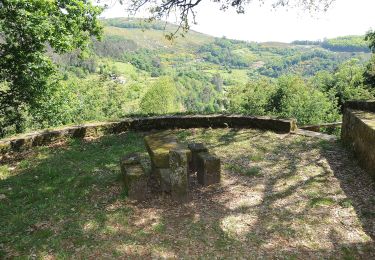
[{"x1": 0, "y1": 129, "x2": 374, "y2": 258}]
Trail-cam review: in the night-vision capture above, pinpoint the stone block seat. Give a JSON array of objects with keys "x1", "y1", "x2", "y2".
[
  {"x1": 188, "y1": 143, "x2": 209, "y2": 173},
  {"x1": 188, "y1": 142, "x2": 221, "y2": 186},
  {"x1": 196, "y1": 152, "x2": 221, "y2": 186},
  {"x1": 120, "y1": 153, "x2": 148, "y2": 201}
]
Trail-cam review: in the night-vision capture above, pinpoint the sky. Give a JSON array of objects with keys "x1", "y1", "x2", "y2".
[{"x1": 100, "y1": 0, "x2": 375, "y2": 43}]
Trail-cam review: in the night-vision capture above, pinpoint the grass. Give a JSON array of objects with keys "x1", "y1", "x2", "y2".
[
  {"x1": 225, "y1": 163, "x2": 262, "y2": 177},
  {"x1": 0, "y1": 129, "x2": 374, "y2": 258},
  {"x1": 309, "y1": 197, "x2": 336, "y2": 207}
]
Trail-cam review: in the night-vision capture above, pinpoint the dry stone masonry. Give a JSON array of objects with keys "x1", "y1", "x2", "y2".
[
  {"x1": 0, "y1": 115, "x2": 297, "y2": 155},
  {"x1": 342, "y1": 100, "x2": 375, "y2": 179}
]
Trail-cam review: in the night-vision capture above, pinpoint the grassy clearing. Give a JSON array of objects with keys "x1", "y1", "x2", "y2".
[{"x1": 0, "y1": 129, "x2": 374, "y2": 258}]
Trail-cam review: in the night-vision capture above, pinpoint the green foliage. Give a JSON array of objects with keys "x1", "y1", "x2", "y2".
[
  {"x1": 21, "y1": 74, "x2": 135, "y2": 131},
  {"x1": 1, "y1": 17, "x2": 374, "y2": 137},
  {"x1": 93, "y1": 36, "x2": 138, "y2": 59},
  {"x1": 175, "y1": 69, "x2": 224, "y2": 113},
  {"x1": 104, "y1": 18, "x2": 165, "y2": 30},
  {"x1": 270, "y1": 75, "x2": 340, "y2": 125},
  {"x1": 257, "y1": 49, "x2": 341, "y2": 78},
  {"x1": 198, "y1": 38, "x2": 250, "y2": 68},
  {"x1": 228, "y1": 78, "x2": 276, "y2": 115},
  {"x1": 294, "y1": 36, "x2": 370, "y2": 53},
  {"x1": 229, "y1": 75, "x2": 340, "y2": 125},
  {"x1": 0, "y1": 0, "x2": 103, "y2": 136},
  {"x1": 139, "y1": 77, "x2": 180, "y2": 114},
  {"x1": 363, "y1": 55, "x2": 375, "y2": 88},
  {"x1": 321, "y1": 36, "x2": 370, "y2": 52},
  {"x1": 311, "y1": 59, "x2": 374, "y2": 109},
  {"x1": 123, "y1": 49, "x2": 164, "y2": 77},
  {"x1": 366, "y1": 30, "x2": 375, "y2": 53}
]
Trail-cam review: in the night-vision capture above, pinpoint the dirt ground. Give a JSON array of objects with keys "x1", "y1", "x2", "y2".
[{"x1": 0, "y1": 129, "x2": 374, "y2": 259}]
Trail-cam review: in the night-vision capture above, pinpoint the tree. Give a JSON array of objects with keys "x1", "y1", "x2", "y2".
[
  {"x1": 140, "y1": 77, "x2": 180, "y2": 114},
  {"x1": 227, "y1": 75, "x2": 340, "y2": 125},
  {"x1": 0, "y1": 0, "x2": 103, "y2": 136},
  {"x1": 228, "y1": 77, "x2": 276, "y2": 115},
  {"x1": 366, "y1": 30, "x2": 375, "y2": 52},
  {"x1": 364, "y1": 55, "x2": 375, "y2": 88},
  {"x1": 126, "y1": 0, "x2": 335, "y2": 37},
  {"x1": 269, "y1": 75, "x2": 340, "y2": 125},
  {"x1": 310, "y1": 59, "x2": 374, "y2": 111}
]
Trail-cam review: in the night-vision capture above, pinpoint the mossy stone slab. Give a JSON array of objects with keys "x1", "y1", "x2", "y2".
[{"x1": 144, "y1": 132, "x2": 191, "y2": 168}]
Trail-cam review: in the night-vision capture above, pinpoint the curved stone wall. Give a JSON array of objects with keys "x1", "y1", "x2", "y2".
[{"x1": 0, "y1": 115, "x2": 297, "y2": 154}]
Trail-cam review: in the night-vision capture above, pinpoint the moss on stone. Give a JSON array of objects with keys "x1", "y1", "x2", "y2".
[
  {"x1": 144, "y1": 132, "x2": 180, "y2": 168},
  {"x1": 0, "y1": 142, "x2": 11, "y2": 153}
]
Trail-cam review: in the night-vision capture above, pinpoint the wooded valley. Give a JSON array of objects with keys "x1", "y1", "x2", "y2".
[{"x1": 1, "y1": 17, "x2": 374, "y2": 137}]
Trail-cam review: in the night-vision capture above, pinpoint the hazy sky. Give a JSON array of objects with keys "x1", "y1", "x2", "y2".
[{"x1": 100, "y1": 0, "x2": 375, "y2": 42}]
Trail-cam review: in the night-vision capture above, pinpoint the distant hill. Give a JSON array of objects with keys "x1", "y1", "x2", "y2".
[
  {"x1": 93, "y1": 18, "x2": 370, "y2": 79},
  {"x1": 6, "y1": 17, "x2": 373, "y2": 138},
  {"x1": 101, "y1": 17, "x2": 215, "y2": 51},
  {"x1": 293, "y1": 35, "x2": 370, "y2": 53}
]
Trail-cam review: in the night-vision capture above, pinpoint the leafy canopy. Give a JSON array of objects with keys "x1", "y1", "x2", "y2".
[
  {"x1": 140, "y1": 77, "x2": 180, "y2": 114},
  {"x1": 0, "y1": 0, "x2": 103, "y2": 135}
]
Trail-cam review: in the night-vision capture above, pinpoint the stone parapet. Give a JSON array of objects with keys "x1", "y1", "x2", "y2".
[{"x1": 0, "y1": 115, "x2": 297, "y2": 155}]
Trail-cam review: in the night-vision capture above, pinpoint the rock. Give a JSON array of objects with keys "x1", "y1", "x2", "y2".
[
  {"x1": 120, "y1": 153, "x2": 141, "y2": 166},
  {"x1": 144, "y1": 133, "x2": 179, "y2": 168},
  {"x1": 144, "y1": 133, "x2": 191, "y2": 191},
  {"x1": 0, "y1": 194, "x2": 6, "y2": 200},
  {"x1": 188, "y1": 142, "x2": 209, "y2": 173},
  {"x1": 157, "y1": 168, "x2": 172, "y2": 193},
  {"x1": 169, "y1": 148, "x2": 190, "y2": 202},
  {"x1": 120, "y1": 153, "x2": 148, "y2": 201},
  {"x1": 197, "y1": 152, "x2": 221, "y2": 186}
]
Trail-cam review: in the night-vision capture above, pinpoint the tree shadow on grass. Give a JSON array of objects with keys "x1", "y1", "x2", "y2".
[
  {"x1": 0, "y1": 129, "x2": 374, "y2": 258},
  {"x1": 320, "y1": 140, "x2": 375, "y2": 240},
  {"x1": 245, "y1": 136, "x2": 375, "y2": 257},
  {"x1": 0, "y1": 132, "x2": 150, "y2": 258}
]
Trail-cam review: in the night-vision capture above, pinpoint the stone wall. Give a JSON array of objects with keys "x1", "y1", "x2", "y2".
[
  {"x1": 343, "y1": 100, "x2": 375, "y2": 113},
  {"x1": 0, "y1": 115, "x2": 297, "y2": 155},
  {"x1": 342, "y1": 101, "x2": 375, "y2": 179}
]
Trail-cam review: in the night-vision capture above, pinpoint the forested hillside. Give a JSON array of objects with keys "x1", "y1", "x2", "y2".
[{"x1": 1, "y1": 17, "x2": 374, "y2": 137}]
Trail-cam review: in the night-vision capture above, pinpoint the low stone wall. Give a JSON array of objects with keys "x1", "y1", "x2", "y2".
[
  {"x1": 0, "y1": 115, "x2": 297, "y2": 155},
  {"x1": 342, "y1": 101, "x2": 375, "y2": 179},
  {"x1": 343, "y1": 100, "x2": 375, "y2": 113}
]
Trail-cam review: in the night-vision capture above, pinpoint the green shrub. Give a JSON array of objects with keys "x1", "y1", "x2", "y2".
[{"x1": 140, "y1": 77, "x2": 181, "y2": 114}]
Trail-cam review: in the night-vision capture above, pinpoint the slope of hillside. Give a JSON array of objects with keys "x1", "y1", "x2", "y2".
[
  {"x1": 102, "y1": 18, "x2": 215, "y2": 51},
  {"x1": 3, "y1": 17, "x2": 372, "y2": 138},
  {"x1": 97, "y1": 18, "x2": 370, "y2": 79}
]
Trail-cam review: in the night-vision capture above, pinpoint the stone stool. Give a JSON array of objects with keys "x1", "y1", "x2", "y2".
[
  {"x1": 197, "y1": 152, "x2": 221, "y2": 186},
  {"x1": 120, "y1": 153, "x2": 148, "y2": 201},
  {"x1": 188, "y1": 142, "x2": 209, "y2": 173}
]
